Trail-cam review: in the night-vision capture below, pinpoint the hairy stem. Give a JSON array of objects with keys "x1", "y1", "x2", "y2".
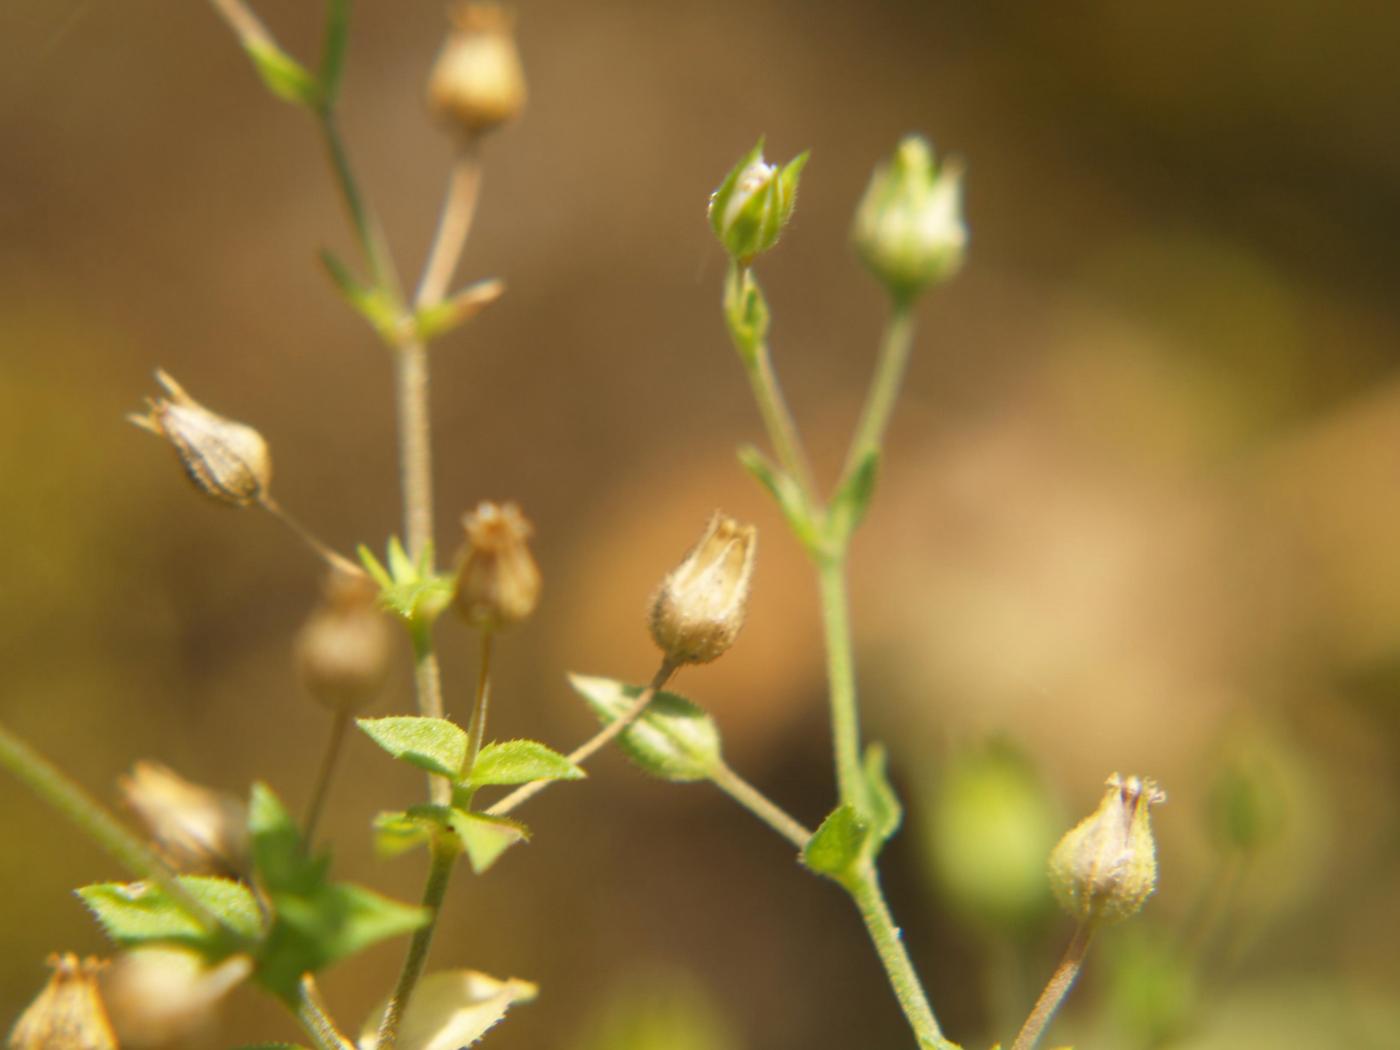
[
  {"x1": 416, "y1": 142, "x2": 484, "y2": 309},
  {"x1": 395, "y1": 340, "x2": 436, "y2": 560},
  {"x1": 375, "y1": 839, "x2": 458, "y2": 1050},
  {"x1": 709, "y1": 759, "x2": 811, "y2": 850},
  {"x1": 409, "y1": 622, "x2": 451, "y2": 806},
  {"x1": 302, "y1": 708, "x2": 350, "y2": 845},
  {"x1": 296, "y1": 974, "x2": 357, "y2": 1050},
  {"x1": 817, "y1": 556, "x2": 864, "y2": 809},
  {"x1": 1011, "y1": 921, "x2": 1096, "y2": 1050}
]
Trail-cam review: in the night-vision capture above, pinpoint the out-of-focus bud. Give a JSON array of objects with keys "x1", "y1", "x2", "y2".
[
  {"x1": 102, "y1": 949, "x2": 251, "y2": 1049},
  {"x1": 852, "y1": 135, "x2": 966, "y2": 301},
  {"x1": 8, "y1": 954, "x2": 117, "y2": 1050},
  {"x1": 119, "y1": 762, "x2": 249, "y2": 877},
  {"x1": 1048, "y1": 773, "x2": 1165, "y2": 926},
  {"x1": 453, "y1": 502, "x2": 541, "y2": 632},
  {"x1": 128, "y1": 370, "x2": 271, "y2": 507},
  {"x1": 296, "y1": 571, "x2": 395, "y2": 713},
  {"x1": 428, "y1": 2, "x2": 527, "y2": 137},
  {"x1": 649, "y1": 514, "x2": 757, "y2": 666},
  {"x1": 708, "y1": 141, "x2": 808, "y2": 265}
]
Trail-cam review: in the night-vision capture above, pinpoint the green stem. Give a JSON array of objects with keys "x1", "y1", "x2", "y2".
[
  {"x1": 841, "y1": 300, "x2": 915, "y2": 482},
  {"x1": 709, "y1": 759, "x2": 811, "y2": 850},
  {"x1": 375, "y1": 839, "x2": 458, "y2": 1050},
  {"x1": 848, "y1": 866, "x2": 952, "y2": 1050},
  {"x1": 295, "y1": 974, "x2": 357, "y2": 1050},
  {"x1": 302, "y1": 708, "x2": 350, "y2": 845},
  {"x1": 409, "y1": 622, "x2": 450, "y2": 806},
  {"x1": 464, "y1": 631, "x2": 493, "y2": 779},
  {"x1": 0, "y1": 720, "x2": 226, "y2": 936},
  {"x1": 1010, "y1": 921, "x2": 1096, "y2": 1050},
  {"x1": 817, "y1": 556, "x2": 863, "y2": 809},
  {"x1": 318, "y1": 109, "x2": 401, "y2": 300}
]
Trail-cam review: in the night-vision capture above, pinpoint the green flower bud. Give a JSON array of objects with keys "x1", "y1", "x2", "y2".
[
  {"x1": 708, "y1": 140, "x2": 808, "y2": 265},
  {"x1": 852, "y1": 135, "x2": 966, "y2": 301},
  {"x1": 1048, "y1": 773, "x2": 1165, "y2": 926}
]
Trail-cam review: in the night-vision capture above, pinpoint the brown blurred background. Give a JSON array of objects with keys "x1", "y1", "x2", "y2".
[{"x1": 3, "y1": 1, "x2": 1399, "y2": 1047}]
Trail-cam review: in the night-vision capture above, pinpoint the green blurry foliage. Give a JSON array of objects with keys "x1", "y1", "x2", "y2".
[{"x1": 574, "y1": 971, "x2": 737, "y2": 1050}]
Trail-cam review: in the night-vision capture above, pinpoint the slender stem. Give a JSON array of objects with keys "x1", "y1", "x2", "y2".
[
  {"x1": 260, "y1": 496, "x2": 364, "y2": 577},
  {"x1": 409, "y1": 623, "x2": 451, "y2": 806},
  {"x1": 0, "y1": 720, "x2": 226, "y2": 936},
  {"x1": 817, "y1": 556, "x2": 863, "y2": 809},
  {"x1": 295, "y1": 974, "x2": 357, "y2": 1050},
  {"x1": 487, "y1": 660, "x2": 677, "y2": 817},
  {"x1": 464, "y1": 631, "x2": 493, "y2": 778},
  {"x1": 375, "y1": 839, "x2": 458, "y2": 1050},
  {"x1": 709, "y1": 759, "x2": 811, "y2": 850},
  {"x1": 841, "y1": 301, "x2": 915, "y2": 482},
  {"x1": 1011, "y1": 921, "x2": 1096, "y2": 1050},
  {"x1": 394, "y1": 340, "x2": 436, "y2": 560},
  {"x1": 416, "y1": 143, "x2": 484, "y2": 309},
  {"x1": 318, "y1": 110, "x2": 402, "y2": 300},
  {"x1": 847, "y1": 866, "x2": 952, "y2": 1050},
  {"x1": 302, "y1": 709, "x2": 350, "y2": 845}
]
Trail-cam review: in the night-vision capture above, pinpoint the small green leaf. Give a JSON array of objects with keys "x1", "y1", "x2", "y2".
[
  {"x1": 723, "y1": 267, "x2": 770, "y2": 357},
  {"x1": 863, "y1": 743, "x2": 903, "y2": 849},
  {"x1": 249, "y1": 783, "x2": 328, "y2": 898},
  {"x1": 737, "y1": 445, "x2": 820, "y2": 550},
  {"x1": 448, "y1": 810, "x2": 529, "y2": 874},
  {"x1": 364, "y1": 537, "x2": 455, "y2": 623},
  {"x1": 360, "y1": 970, "x2": 538, "y2": 1050},
  {"x1": 830, "y1": 447, "x2": 880, "y2": 542},
  {"x1": 318, "y1": 0, "x2": 351, "y2": 105},
  {"x1": 359, "y1": 717, "x2": 468, "y2": 780},
  {"x1": 802, "y1": 803, "x2": 870, "y2": 884},
  {"x1": 77, "y1": 876, "x2": 262, "y2": 956},
  {"x1": 464, "y1": 740, "x2": 585, "y2": 788},
  {"x1": 373, "y1": 806, "x2": 448, "y2": 857},
  {"x1": 415, "y1": 278, "x2": 506, "y2": 343},
  {"x1": 359, "y1": 544, "x2": 393, "y2": 589},
  {"x1": 319, "y1": 249, "x2": 400, "y2": 339},
  {"x1": 388, "y1": 536, "x2": 415, "y2": 582},
  {"x1": 568, "y1": 675, "x2": 722, "y2": 782},
  {"x1": 246, "y1": 42, "x2": 322, "y2": 109}
]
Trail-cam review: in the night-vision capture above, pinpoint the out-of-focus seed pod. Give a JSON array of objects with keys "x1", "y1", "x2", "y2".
[
  {"x1": 128, "y1": 370, "x2": 271, "y2": 506},
  {"x1": 8, "y1": 953, "x2": 117, "y2": 1050},
  {"x1": 296, "y1": 571, "x2": 395, "y2": 713},
  {"x1": 1048, "y1": 773, "x2": 1165, "y2": 926},
  {"x1": 649, "y1": 514, "x2": 757, "y2": 666},
  {"x1": 119, "y1": 762, "x2": 249, "y2": 878},
  {"x1": 102, "y1": 949, "x2": 251, "y2": 1049},
  {"x1": 453, "y1": 502, "x2": 541, "y2": 632},
  {"x1": 427, "y1": 2, "x2": 527, "y2": 137}
]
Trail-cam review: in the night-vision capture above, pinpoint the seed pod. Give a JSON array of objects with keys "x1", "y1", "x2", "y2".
[
  {"x1": 103, "y1": 948, "x2": 251, "y2": 1048},
  {"x1": 427, "y1": 2, "x2": 527, "y2": 137},
  {"x1": 8, "y1": 954, "x2": 117, "y2": 1050},
  {"x1": 650, "y1": 514, "x2": 757, "y2": 666},
  {"x1": 453, "y1": 502, "x2": 541, "y2": 632},
  {"x1": 1048, "y1": 773, "x2": 1165, "y2": 926},
  {"x1": 119, "y1": 762, "x2": 249, "y2": 877},
  {"x1": 129, "y1": 370, "x2": 271, "y2": 506},
  {"x1": 296, "y1": 571, "x2": 395, "y2": 713}
]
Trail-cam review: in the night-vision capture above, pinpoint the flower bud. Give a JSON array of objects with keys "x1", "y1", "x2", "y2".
[
  {"x1": 852, "y1": 135, "x2": 966, "y2": 301},
  {"x1": 119, "y1": 762, "x2": 249, "y2": 877},
  {"x1": 1048, "y1": 773, "x2": 1165, "y2": 926},
  {"x1": 708, "y1": 141, "x2": 808, "y2": 265},
  {"x1": 103, "y1": 949, "x2": 251, "y2": 1048},
  {"x1": 428, "y1": 2, "x2": 527, "y2": 137},
  {"x1": 453, "y1": 502, "x2": 541, "y2": 631},
  {"x1": 649, "y1": 514, "x2": 756, "y2": 666},
  {"x1": 129, "y1": 370, "x2": 271, "y2": 506},
  {"x1": 296, "y1": 571, "x2": 395, "y2": 713},
  {"x1": 8, "y1": 954, "x2": 117, "y2": 1050}
]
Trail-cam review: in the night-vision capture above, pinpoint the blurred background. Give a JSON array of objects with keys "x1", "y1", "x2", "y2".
[{"x1": 2, "y1": 0, "x2": 1399, "y2": 1047}]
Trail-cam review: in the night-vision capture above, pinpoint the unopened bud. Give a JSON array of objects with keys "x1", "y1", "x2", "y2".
[
  {"x1": 296, "y1": 571, "x2": 394, "y2": 712},
  {"x1": 453, "y1": 502, "x2": 541, "y2": 631},
  {"x1": 852, "y1": 135, "x2": 966, "y2": 301},
  {"x1": 708, "y1": 142, "x2": 808, "y2": 265},
  {"x1": 129, "y1": 370, "x2": 271, "y2": 506},
  {"x1": 649, "y1": 514, "x2": 756, "y2": 665},
  {"x1": 428, "y1": 2, "x2": 527, "y2": 137},
  {"x1": 1048, "y1": 773, "x2": 1165, "y2": 926},
  {"x1": 8, "y1": 954, "x2": 117, "y2": 1050},
  {"x1": 119, "y1": 762, "x2": 249, "y2": 877},
  {"x1": 103, "y1": 949, "x2": 251, "y2": 1048}
]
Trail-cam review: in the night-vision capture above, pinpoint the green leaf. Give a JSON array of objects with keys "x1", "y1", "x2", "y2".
[
  {"x1": 373, "y1": 806, "x2": 446, "y2": 857},
  {"x1": 359, "y1": 544, "x2": 393, "y2": 589},
  {"x1": 246, "y1": 42, "x2": 322, "y2": 109},
  {"x1": 359, "y1": 717, "x2": 468, "y2": 780},
  {"x1": 801, "y1": 803, "x2": 870, "y2": 884},
  {"x1": 568, "y1": 675, "x2": 722, "y2": 782},
  {"x1": 249, "y1": 783, "x2": 328, "y2": 897},
  {"x1": 464, "y1": 740, "x2": 585, "y2": 788},
  {"x1": 414, "y1": 278, "x2": 506, "y2": 343},
  {"x1": 360, "y1": 970, "x2": 538, "y2": 1050},
  {"x1": 318, "y1": 0, "x2": 352, "y2": 105},
  {"x1": 319, "y1": 249, "x2": 400, "y2": 339},
  {"x1": 388, "y1": 536, "x2": 415, "y2": 581},
  {"x1": 737, "y1": 445, "x2": 821, "y2": 550},
  {"x1": 723, "y1": 266, "x2": 770, "y2": 358},
  {"x1": 77, "y1": 875, "x2": 262, "y2": 956},
  {"x1": 708, "y1": 138, "x2": 766, "y2": 241},
  {"x1": 363, "y1": 537, "x2": 455, "y2": 623},
  {"x1": 448, "y1": 810, "x2": 529, "y2": 874},
  {"x1": 830, "y1": 447, "x2": 880, "y2": 542},
  {"x1": 863, "y1": 743, "x2": 903, "y2": 849}
]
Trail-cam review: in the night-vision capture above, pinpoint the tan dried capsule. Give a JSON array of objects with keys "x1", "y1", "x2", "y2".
[
  {"x1": 1048, "y1": 773, "x2": 1165, "y2": 926},
  {"x1": 119, "y1": 762, "x2": 249, "y2": 877},
  {"x1": 8, "y1": 953, "x2": 117, "y2": 1050},
  {"x1": 650, "y1": 513, "x2": 757, "y2": 665},
  {"x1": 296, "y1": 571, "x2": 394, "y2": 712},
  {"x1": 453, "y1": 502, "x2": 541, "y2": 631},
  {"x1": 129, "y1": 370, "x2": 271, "y2": 506},
  {"x1": 103, "y1": 948, "x2": 251, "y2": 1048},
  {"x1": 427, "y1": 2, "x2": 527, "y2": 137}
]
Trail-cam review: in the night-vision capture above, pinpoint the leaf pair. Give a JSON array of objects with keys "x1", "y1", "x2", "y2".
[
  {"x1": 360, "y1": 538, "x2": 455, "y2": 625},
  {"x1": 802, "y1": 744, "x2": 902, "y2": 886}
]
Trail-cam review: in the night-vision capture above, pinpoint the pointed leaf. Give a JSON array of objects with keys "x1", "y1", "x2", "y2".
[
  {"x1": 359, "y1": 717, "x2": 468, "y2": 780},
  {"x1": 802, "y1": 803, "x2": 870, "y2": 884},
  {"x1": 246, "y1": 42, "x2": 322, "y2": 108},
  {"x1": 414, "y1": 278, "x2": 506, "y2": 343},
  {"x1": 568, "y1": 675, "x2": 722, "y2": 782},
  {"x1": 249, "y1": 783, "x2": 327, "y2": 897},
  {"x1": 863, "y1": 743, "x2": 903, "y2": 848},
  {"x1": 708, "y1": 138, "x2": 766, "y2": 240},
  {"x1": 373, "y1": 806, "x2": 450, "y2": 857},
  {"x1": 464, "y1": 740, "x2": 585, "y2": 787},
  {"x1": 359, "y1": 544, "x2": 393, "y2": 589},
  {"x1": 388, "y1": 536, "x2": 415, "y2": 582},
  {"x1": 319, "y1": 0, "x2": 351, "y2": 104},
  {"x1": 360, "y1": 970, "x2": 538, "y2": 1050},
  {"x1": 319, "y1": 249, "x2": 399, "y2": 337},
  {"x1": 737, "y1": 445, "x2": 820, "y2": 549},
  {"x1": 77, "y1": 875, "x2": 262, "y2": 955},
  {"x1": 831, "y1": 447, "x2": 880, "y2": 541},
  {"x1": 448, "y1": 810, "x2": 529, "y2": 874}
]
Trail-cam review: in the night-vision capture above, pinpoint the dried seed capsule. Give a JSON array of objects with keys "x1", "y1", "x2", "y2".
[
  {"x1": 427, "y1": 2, "x2": 527, "y2": 137},
  {"x1": 103, "y1": 948, "x2": 251, "y2": 1048},
  {"x1": 8, "y1": 954, "x2": 117, "y2": 1050},
  {"x1": 296, "y1": 571, "x2": 394, "y2": 713},
  {"x1": 650, "y1": 513, "x2": 757, "y2": 665},
  {"x1": 129, "y1": 370, "x2": 271, "y2": 506},
  {"x1": 119, "y1": 762, "x2": 249, "y2": 877},
  {"x1": 1048, "y1": 773, "x2": 1165, "y2": 926},
  {"x1": 453, "y1": 502, "x2": 541, "y2": 631}
]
